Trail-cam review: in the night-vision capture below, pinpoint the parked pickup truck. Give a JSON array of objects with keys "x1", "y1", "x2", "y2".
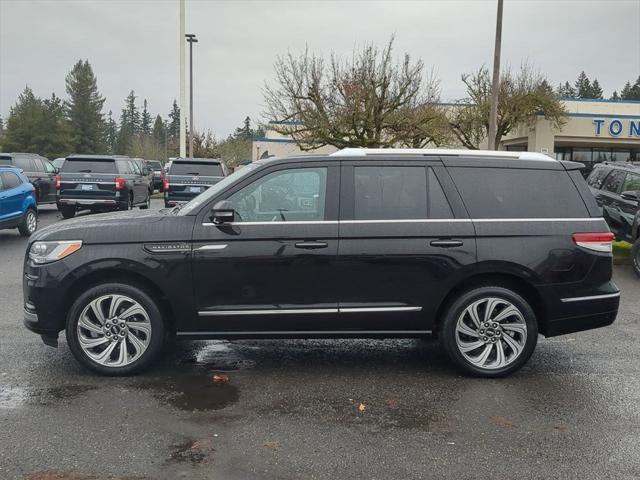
[
  {"x1": 163, "y1": 158, "x2": 226, "y2": 207},
  {"x1": 56, "y1": 154, "x2": 151, "y2": 218}
]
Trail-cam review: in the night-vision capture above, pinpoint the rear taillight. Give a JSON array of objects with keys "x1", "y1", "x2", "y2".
[
  {"x1": 573, "y1": 232, "x2": 615, "y2": 253},
  {"x1": 55, "y1": 175, "x2": 61, "y2": 190},
  {"x1": 163, "y1": 176, "x2": 170, "y2": 191},
  {"x1": 115, "y1": 177, "x2": 126, "y2": 191}
]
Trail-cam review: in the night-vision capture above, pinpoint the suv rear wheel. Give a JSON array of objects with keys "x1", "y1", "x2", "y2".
[
  {"x1": 440, "y1": 286, "x2": 538, "y2": 377},
  {"x1": 632, "y1": 239, "x2": 640, "y2": 278},
  {"x1": 65, "y1": 283, "x2": 165, "y2": 375}
]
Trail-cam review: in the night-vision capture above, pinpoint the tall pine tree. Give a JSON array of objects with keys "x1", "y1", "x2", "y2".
[
  {"x1": 167, "y1": 100, "x2": 180, "y2": 140},
  {"x1": 152, "y1": 115, "x2": 166, "y2": 146},
  {"x1": 620, "y1": 76, "x2": 640, "y2": 100},
  {"x1": 117, "y1": 90, "x2": 140, "y2": 154},
  {"x1": 574, "y1": 71, "x2": 592, "y2": 99},
  {"x1": 65, "y1": 59, "x2": 106, "y2": 153},
  {"x1": 105, "y1": 110, "x2": 118, "y2": 154},
  {"x1": 556, "y1": 81, "x2": 576, "y2": 98},
  {"x1": 590, "y1": 79, "x2": 603, "y2": 99},
  {"x1": 141, "y1": 99, "x2": 152, "y2": 135}
]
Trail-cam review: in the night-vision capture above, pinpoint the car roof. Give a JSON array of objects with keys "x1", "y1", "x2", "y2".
[
  {"x1": 0, "y1": 165, "x2": 24, "y2": 174},
  {"x1": 66, "y1": 154, "x2": 129, "y2": 161},
  {"x1": 173, "y1": 157, "x2": 222, "y2": 164},
  {"x1": 595, "y1": 162, "x2": 640, "y2": 173}
]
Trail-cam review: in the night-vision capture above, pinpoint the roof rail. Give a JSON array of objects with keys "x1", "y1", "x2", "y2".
[{"x1": 329, "y1": 148, "x2": 556, "y2": 162}]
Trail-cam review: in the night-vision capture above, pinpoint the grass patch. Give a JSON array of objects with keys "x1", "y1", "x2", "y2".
[{"x1": 613, "y1": 240, "x2": 632, "y2": 265}]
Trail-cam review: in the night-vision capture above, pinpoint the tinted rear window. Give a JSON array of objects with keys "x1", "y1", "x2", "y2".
[
  {"x1": 449, "y1": 167, "x2": 589, "y2": 219},
  {"x1": 0, "y1": 157, "x2": 11, "y2": 165},
  {"x1": 147, "y1": 161, "x2": 162, "y2": 169},
  {"x1": 61, "y1": 159, "x2": 116, "y2": 174},
  {"x1": 169, "y1": 162, "x2": 223, "y2": 176}
]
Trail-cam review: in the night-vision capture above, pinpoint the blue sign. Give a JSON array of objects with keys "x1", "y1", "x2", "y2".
[{"x1": 593, "y1": 118, "x2": 640, "y2": 137}]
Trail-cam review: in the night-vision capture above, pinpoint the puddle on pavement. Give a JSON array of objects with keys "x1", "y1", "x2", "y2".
[
  {"x1": 184, "y1": 340, "x2": 256, "y2": 371},
  {"x1": 141, "y1": 374, "x2": 239, "y2": 412},
  {"x1": 0, "y1": 384, "x2": 96, "y2": 409}
]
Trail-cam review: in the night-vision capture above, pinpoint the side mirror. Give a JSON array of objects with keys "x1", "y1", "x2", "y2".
[
  {"x1": 210, "y1": 200, "x2": 235, "y2": 224},
  {"x1": 621, "y1": 191, "x2": 640, "y2": 203}
]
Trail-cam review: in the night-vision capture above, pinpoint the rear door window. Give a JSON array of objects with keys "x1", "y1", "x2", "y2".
[
  {"x1": 0, "y1": 171, "x2": 21, "y2": 190},
  {"x1": 622, "y1": 172, "x2": 640, "y2": 192},
  {"x1": 448, "y1": 167, "x2": 589, "y2": 218},
  {"x1": 602, "y1": 170, "x2": 626, "y2": 194},
  {"x1": 13, "y1": 156, "x2": 33, "y2": 172},
  {"x1": 61, "y1": 159, "x2": 117, "y2": 174},
  {"x1": 587, "y1": 166, "x2": 611, "y2": 189},
  {"x1": 170, "y1": 162, "x2": 224, "y2": 176}
]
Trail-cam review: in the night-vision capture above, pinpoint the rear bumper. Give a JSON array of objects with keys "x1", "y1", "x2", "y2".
[
  {"x1": 57, "y1": 198, "x2": 117, "y2": 206},
  {"x1": 542, "y1": 290, "x2": 620, "y2": 337}
]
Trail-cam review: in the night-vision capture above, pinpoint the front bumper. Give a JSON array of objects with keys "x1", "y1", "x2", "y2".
[{"x1": 23, "y1": 305, "x2": 59, "y2": 347}]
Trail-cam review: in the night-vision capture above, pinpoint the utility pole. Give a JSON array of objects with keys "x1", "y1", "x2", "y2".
[
  {"x1": 186, "y1": 33, "x2": 198, "y2": 159},
  {"x1": 488, "y1": 0, "x2": 503, "y2": 150},
  {"x1": 178, "y1": 0, "x2": 186, "y2": 158}
]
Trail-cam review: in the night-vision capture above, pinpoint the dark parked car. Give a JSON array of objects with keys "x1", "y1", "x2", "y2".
[
  {"x1": 164, "y1": 158, "x2": 226, "y2": 207},
  {"x1": 24, "y1": 148, "x2": 619, "y2": 377},
  {"x1": 587, "y1": 162, "x2": 640, "y2": 276},
  {"x1": 131, "y1": 158, "x2": 154, "y2": 196},
  {"x1": 146, "y1": 160, "x2": 164, "y2": 191},
  {"x1": 56, "y1": 154, "x2": 151, "y2": 218},
  {"x1": 0, "y1": 165, "x2": 38, "y2": 236},
  {"x1": 0, "y1": 152, "x2": 58, "y2": 204}
]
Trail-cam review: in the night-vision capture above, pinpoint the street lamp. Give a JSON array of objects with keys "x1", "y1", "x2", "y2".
[{"x1": 185, "y1": 33, "x2": 198, "y2": 158}]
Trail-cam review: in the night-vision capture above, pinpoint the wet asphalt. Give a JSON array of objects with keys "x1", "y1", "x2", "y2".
[{"x1": 0, "y1": 200, "x2": 639, "y2": 480}]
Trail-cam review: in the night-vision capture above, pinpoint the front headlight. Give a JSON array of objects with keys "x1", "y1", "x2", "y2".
[{"x1": 29, "y1": 240, "x2": 83, "y2": 265}]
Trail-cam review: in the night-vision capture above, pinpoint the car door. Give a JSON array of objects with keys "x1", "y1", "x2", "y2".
[
  {"x1": 616, "y1": 171, "x2": 640, "y2": 242},
  {"x1": 336, "y1": 160, "x2": 476, "y2": 331},
  {"x1": 598, "y1": 169, "x2": 627, "y2": 236},
  {"x1": 0, "y1": 171, "x2": 25, "y2": 221},
  {"x1": 127, "y1": 160, "x2": 145, "y2": 204},
  {"x1": 191, "y1": 161, "x2": 340, "y2": 332},
  {"x1": 41, "y1": 159, "x2": 57, "y2": 202}
]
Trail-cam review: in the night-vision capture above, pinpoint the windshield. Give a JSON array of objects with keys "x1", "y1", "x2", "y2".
[
  {"x1": 61, "y1": 159, "x2": 116, "y2": 174},
  {"x1": 169, "y1": 162, "x2": 223, "y2": 176},
  {"x1": 178, "y1": 163, "x2": 261, "y2": 215}
]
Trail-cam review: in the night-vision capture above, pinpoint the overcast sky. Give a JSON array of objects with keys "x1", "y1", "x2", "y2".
[{"x1": 1, "y1": 0, "x2": 639, "y2": 138}]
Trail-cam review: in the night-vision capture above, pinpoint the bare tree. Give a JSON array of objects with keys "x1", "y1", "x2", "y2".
[
  {"x1": 449, "y1": 64, "x2": 567, "y2": 149},
  {"x1": 263, "y1": 38, "x2": 447, "y2": 150}
]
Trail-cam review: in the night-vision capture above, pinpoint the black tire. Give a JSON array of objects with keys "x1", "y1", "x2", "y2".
[
  {"x1": 440, "y1": 286, "x2": 538, "y2": 378},
  {"x1": 60, "y1": 205, "x2": 76, "y2": 219},
  {"x1": 632, "y1": 238, "x2": 640, "y2": 279},
  {"x1": 65, "y1": 282, "x2": 165, "y2": 376},
  {"x1": 140, "y1": 193, "x2": 151, "y2": 210},
  {"x1": 18, "y1": 208, "x2": 38, "y2": 236}
]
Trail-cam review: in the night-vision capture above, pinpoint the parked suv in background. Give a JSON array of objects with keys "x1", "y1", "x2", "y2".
[
  {"x1": 56, "y1": 154, "x2": 151, "y2": 218},
  {"x1": 24, "y1": 149, "x2": 619, "y2": 377},
  {"x1": 0, "y1": 152, "x2": 58, "y2": 204},
  {"x1": 131, "y1": 158, "x2": 154, "y2": 196},
  {"x1": 164, "y1": 158, "x2": 226, "y2": 207},
  {"x1": 0, "y1": 165, "x2": 38, "y2": 236},
  {"x1": 587, "y1": 162, "x2": 640, "y2": 276},
  {"x1": 146, "y1": 160, "x2": 164, "y2": 191}
]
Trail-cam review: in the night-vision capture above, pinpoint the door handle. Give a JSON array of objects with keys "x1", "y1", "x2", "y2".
[
  {"x1": 430, "y1": 240, "x2": 463, "y2": 248},
  {"x1": 295, "y1": 241, "x2": 328, "y2": 249}
]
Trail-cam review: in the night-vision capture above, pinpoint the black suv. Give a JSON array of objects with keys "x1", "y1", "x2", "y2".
[
  {"x1": 0, "y1": 152, "x2": 58, "y2": 204},
  {"x1": 146, "y1": 160, "x2": 164, "y2": 191},
  {"x1": 587, "y1": 162, "x2": 640, "y2": 276},
  {"x1": 24, "y1": 149, "x2": 619, "y2": 377},
  {"x1": 56, "y1": 154, "x2": 151, "y2": 218},
  {"x1": 163, "y1": 158, "x2": 226, "y2": 207}
]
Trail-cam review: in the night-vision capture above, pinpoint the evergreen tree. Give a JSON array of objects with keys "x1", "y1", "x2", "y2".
[
  {"x1": 233, "y1": 116, "x2": 253, "y2": 140},
  {"x1": 590, "y1": 79, "x2": 603, "y2": 99},
  {"x1": 621, "y1": 76, "x2": 640, "y2": 100},
  {"x1": 117, "y1": 90, "x2": 140, "y2": 153},
  {"x1": 574, "y1": 71, "x2": 592, "y2": 98},
  {"x1": 65, "y1": 59, "x2": 106, "y2": 153},
  {"x1": 152, "y1": 114, "x2": 166, "y2": 146},
  {"x1": 556, "y1": 81, "x2": 576, "y2": 97},
  {"x1": 105, "y1": 110, "x2": 118, "y2": 154},
  {"x1": 141, "y1": 99, "x2": 152, "y2": 135},
  {"x1": 610, "y1": 90, "x2": 620, "y2": 101},
  {"x1": 2, "y1": 87, "x2": 72, "y2": 158},
  {"x1": 167, "y1": 100, "x2": 180, "y2": 140}
]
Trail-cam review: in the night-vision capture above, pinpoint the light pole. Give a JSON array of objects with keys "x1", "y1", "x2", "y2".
[
  {"x1": 488, "y1": 0, "x2": 504, "y2": 150},
  {"x1": 185, "y1": 33, "x2": 198, "y2": 159}
]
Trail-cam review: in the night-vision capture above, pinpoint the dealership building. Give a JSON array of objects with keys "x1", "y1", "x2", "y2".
[{"x1": 253, "y1": 99, "x2": 640, "y2": 168}]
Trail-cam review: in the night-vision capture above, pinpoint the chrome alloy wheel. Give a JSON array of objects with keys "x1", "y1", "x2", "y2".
[
  {"x1": 26, "y1": 210, "x2": 37, "y2": 233},
  {"x1": 455, "y1": 297, "x2": 528, "y2": 370},
  {"x1": 76, "y1": 294, "x2": 152, "y2": 367}
]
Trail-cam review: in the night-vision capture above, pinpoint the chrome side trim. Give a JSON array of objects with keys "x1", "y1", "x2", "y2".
[
  {"x1": 560, "y1": 292, "x2": 621, "y2": 303},
  {"x1": 177, "y1": 330, "x2": 433, "y2": 336},
  {"x1": 473, "y1": 218, "x2": 603, "y2": 223},
  {"x1": 196, "y1": 244, "x2": 228, "y2": 251},
  {"x1": 202, "y1": 220, "x2": 339, "y2": 226},
  {"x1": 340, "y1": 219, "x2": 471, "y2": 224},
  {"x1": 201, "y1": 218, "x2": 601, "y2": 227},
  {"x1": 339, "y1": 306, "x2": 423, "y2": 313},
  {"x1": 198, "y1": 308, "x2": 338, "y2": 316}
]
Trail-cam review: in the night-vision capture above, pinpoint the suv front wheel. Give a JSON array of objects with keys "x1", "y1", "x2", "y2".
[
  {"x1": 440, "y1": 286, "x2": 538, "y2": 377},
  {"x1": 65, "y1": 282, "x2": 165, "y2": 375}
]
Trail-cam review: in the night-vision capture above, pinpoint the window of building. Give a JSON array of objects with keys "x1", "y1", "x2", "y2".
[
  {"x1": 602, "y1": 170, "x2": 626, "y2": 194},
  {"x1": 448, "y1": 167, "x2": 588, "y2": 219},
  {"x1": 227, "y1": 167, "x2": 327, "y2": 222},
  {"x1": 354, "y1": 166, "x2": 428, "y2": 220}
]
